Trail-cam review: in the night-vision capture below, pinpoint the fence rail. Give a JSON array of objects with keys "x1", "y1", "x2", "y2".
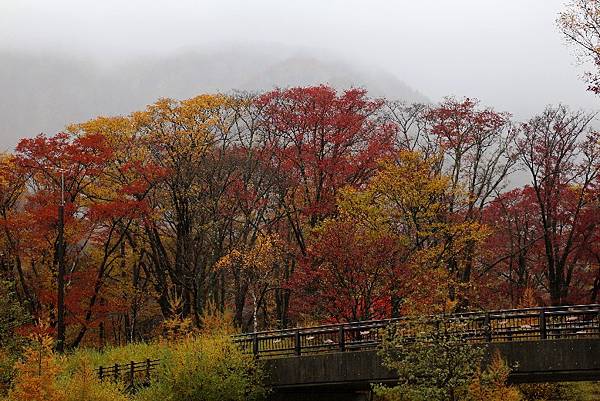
[
  {"x1": 95, "y1": 303, "x2": 600, "y2": 383},
  {"x1": 95, "y1": 358, "x2": 160, "y2": 390}
]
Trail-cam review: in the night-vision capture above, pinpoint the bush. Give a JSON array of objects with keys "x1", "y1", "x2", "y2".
[
  {"x1": 3, "y1": 316, "x2": 267, "y2": 401},
  {"x1": 468, "y1": 351, "x2": 522, "y2": 401},
  {"x1": 374, "y1": 317, "x2": 485, "y2": 401},
  {"x1": 60, "y1": 362, "x2": 128, "y2": 401},
  {"x1": 374, "y1": 318, "x2": 527, "y2": 401},
  {"x1": 135, "y1": 334, "x2": 267, "y2": 401},
  {"x1": 6, "y1": 334, "x2": 63, "y2": 401}
]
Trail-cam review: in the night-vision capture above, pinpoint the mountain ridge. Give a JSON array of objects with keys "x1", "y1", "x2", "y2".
[{"x1": 0, "y1": 48, "x2": 428, "y2": 149}]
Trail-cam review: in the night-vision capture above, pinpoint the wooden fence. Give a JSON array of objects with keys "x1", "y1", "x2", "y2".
[{"x1": 95, "y1": 358, "x2": 160, "y2": 390}]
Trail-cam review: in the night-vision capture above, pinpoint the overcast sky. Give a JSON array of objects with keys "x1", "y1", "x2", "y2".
[{"x1": 0, "y1": 0, "x2": 597, "y2": 123}]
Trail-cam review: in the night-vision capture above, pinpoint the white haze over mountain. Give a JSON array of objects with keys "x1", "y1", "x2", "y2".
[
  {"x1": 0, "y1": 46, "x2": 427, "y2": 150},
  {"x1": 0, "y1": 0, "x2": 598, "y2": 150}
]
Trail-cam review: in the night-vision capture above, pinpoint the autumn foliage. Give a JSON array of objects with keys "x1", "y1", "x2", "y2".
[{"x1": 0, "y1": 85, "x2": 598, "y2": 367}]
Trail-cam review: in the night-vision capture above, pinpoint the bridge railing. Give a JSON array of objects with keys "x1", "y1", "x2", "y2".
[{"x1": 232, "y1": 304, "x2": 600, "y2": 357}]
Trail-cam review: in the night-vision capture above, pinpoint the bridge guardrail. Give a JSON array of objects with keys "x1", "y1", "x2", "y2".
[{"x1": 231, "y1": 304, "x2": 600, "y2": 357}]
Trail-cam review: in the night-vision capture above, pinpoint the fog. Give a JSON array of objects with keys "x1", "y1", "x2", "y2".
[{"x1": 0, "y1": 0, "x2": 597, "y2": 150}]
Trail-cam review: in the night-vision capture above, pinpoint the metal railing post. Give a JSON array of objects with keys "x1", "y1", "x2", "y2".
[
  {"x1": 295, "y1": 330, "x2": 301, "y2": 356},
  {"x1": 540, "y1": 310, "x2": 547, "y2": 340},
  {"x1": 98, "y1": 366, "x2": 103, "y2": 381},
  {"x1": 114, "y1": 363, "x2": 120, "y2": 383},
  {"x1": 145, "y1": 359, "x2": 151, "y2": 384},
  {"x1": 338, "y1": 326, "x2": 345, "y2": 352},
  {"x1": 484, "y1": 313, "x2": 492, "y2": 342},
  {"x1": 252, "y1": 334, "x2": 259, "y2": 357}
]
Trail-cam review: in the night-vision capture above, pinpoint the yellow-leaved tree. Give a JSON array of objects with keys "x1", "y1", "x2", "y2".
[
  {"x1": 216, "y1": 233, "x2": 286, "y2": 332},
  {"x1": 468, "y1": 351, "x2": 522, "y2": 401},
  {"x1": 336, "y1": 150, "x2": 487, "y2": 315},
  {"x1": 8, "y1": 323, "x2": 62, "y2": 401}
]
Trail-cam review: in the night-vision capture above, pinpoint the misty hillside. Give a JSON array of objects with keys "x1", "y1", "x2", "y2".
[{"x1": 0, "y1": 48, "x2": 428, "y2": 149}]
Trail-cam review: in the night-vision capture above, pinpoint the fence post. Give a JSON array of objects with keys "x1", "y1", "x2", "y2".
[
  {"x1": 114, "y1": 363, "x2": 119, "y2": 383},
  {"x1": 540, "y1": 310, "x2": 547, "y2": 340},
  {"x1": 129, "y1": 361, "x2": 135, "y2": 389},
  {"x1": 484, "y1": 313, "x2": 492, "y2": 342},
  {"x1": 145, "y1": 359, "x2": 151, "y2": 384},
  {"x1": 338, "y1": 326, "x2": 345, "y2": 352},
  {"x1": 252, "y1": 334, "x2": 259, "y2": 357},
  {"x1": 98, "y1": 366, "x2": 103, "y2": 381},
  {"x1": 294, "y1": 330, "x2": 301, "y2": 356}
]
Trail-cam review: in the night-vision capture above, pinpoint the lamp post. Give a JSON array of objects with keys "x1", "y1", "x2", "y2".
[{"x1": 56, "y1": 171, "x2": 66, "y2": 353}]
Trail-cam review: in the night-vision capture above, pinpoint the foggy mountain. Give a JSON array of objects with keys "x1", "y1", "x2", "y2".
[{"x1": 0, "y1": 47, "x2": 428, "y2": 150}]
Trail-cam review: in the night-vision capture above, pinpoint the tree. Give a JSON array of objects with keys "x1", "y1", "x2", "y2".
[
  {"x1": 580, "y1": 195, "x2": 600, "y2": 303},
  {"x1": 479, "y1": 188, "x2": 544, "y2": 308},
  {"x1": 130, "y1": 95, "x2": 236, "y2": 322},
  {"x1": 5, "y1": 130, "x2": 163, "y2": 349},
  {"x1": 67, "y1": 93, "x2": 291, "y2": 334},
  {"x1": 375, "y1": 316, "x2": 485, "y2": 401},
  {"x1": 559, "y1": 0, "x2": 600, "y2": 94},
  {"x1": 210, "y1": 93, "x2": 289, "y2": 328},
  {"x1": 468, "y1": 351, "x2": 522, "y2": 401},
  {"x1": 66, "y1": 116, "x2": 166, "y2": 346},
  {"x1": 481, "y1": 179, "x2": 600, "y2": 307},
  {"x1": 384, "y1": 101, "x2": 433, "y2": 155},
  {"x1": 516, "y1": 105, "x2": 600, "y2": 305},
  {"x1": 7, "y1": 323, "x2": 63, "y2": 401},
  {"x1": 257, "y1": 85, "x2": 395, "y2": 254},
  {"x1": 295, "y1": 151, "x2": 486, "y2": 322},
  {"x1": 424, "y1": 98, "x2": 514, "y2": 220},
  {"x1": 294, "y1": 218, "x2": 403, "y2": 322},
  {"x1": 13, "y1": 132, "x2": 115, "y2": 348},
  {"x1": 424, "y1": 98, "x2": 515, "y2": 307},
  {"x1": 216, "y1": 233, "x2": 287, "y2": 331}
]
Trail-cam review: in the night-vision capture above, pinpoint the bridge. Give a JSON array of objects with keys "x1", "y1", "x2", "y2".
[
  {"x1": 95, "y1": 304, "x2": 600, "y2": 400},
  {"x1": 232, "y1": 304, "x2": 600, "y2": 401}
]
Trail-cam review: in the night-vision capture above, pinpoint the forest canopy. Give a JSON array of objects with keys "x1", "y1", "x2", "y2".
[{"x1": 0, "y1": 86, "x2": 598, "y2": 351}]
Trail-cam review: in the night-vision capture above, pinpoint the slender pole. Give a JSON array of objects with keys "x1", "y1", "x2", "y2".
[{"x1": 56, "y1": 171, "x2": 66, "y2": 352}]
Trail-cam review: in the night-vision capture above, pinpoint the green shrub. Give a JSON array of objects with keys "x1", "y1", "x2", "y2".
[{"x1": 374, "y1": 317, "x2": 485, "y2": 401}]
